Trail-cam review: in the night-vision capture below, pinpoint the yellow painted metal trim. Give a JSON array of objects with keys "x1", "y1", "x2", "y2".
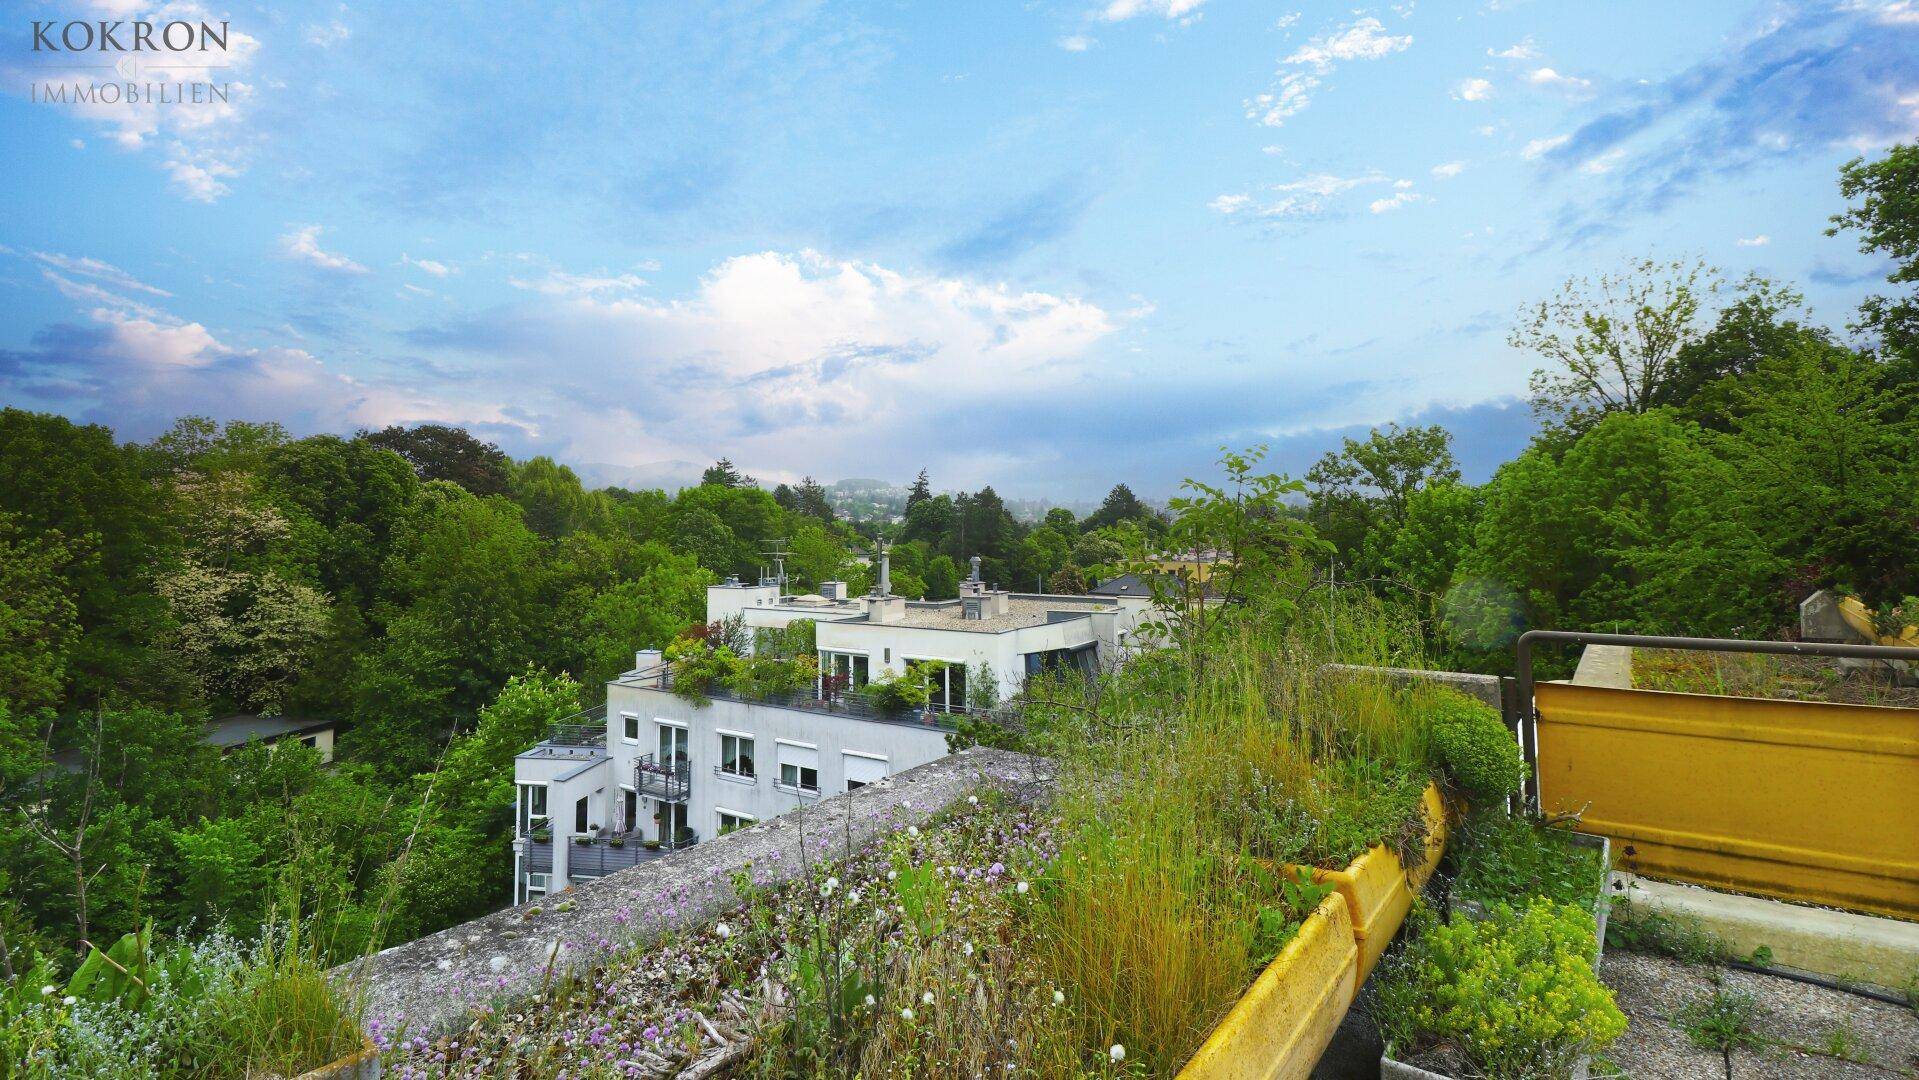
[
  {"x1": 1536, "y1": 682, "x2": 1919, "y2": 920},
  {"x1": 1292, "y1": 783, "x2": 1450, "y2": 982},
  {"x1": 1177, "y1": 893, "x2": 1358, "y2": 1080}
]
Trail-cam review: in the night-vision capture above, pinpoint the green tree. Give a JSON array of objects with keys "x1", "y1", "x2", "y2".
[
  {"x1": 1830, "y1": 143, "x2": 1919, "y2": 376},
  {"x1": 359, "y1": 424, "x2": 511, "y2": 496},
  {"x1": 1306, "y1": 424, "x2": 1459, "y2": 573},
  {"x1": 1081, "y1": 484, "x2": 1155, "y2": 532},
  {"x1": 576, "y1": 549, "x2": 714, "y2": 687},
  {"x1": 0, "y1": 515, "x2": 80, "y2": 713},
  {"x1": 511, "y1": 456, "x2": 609, "y2": 539}
]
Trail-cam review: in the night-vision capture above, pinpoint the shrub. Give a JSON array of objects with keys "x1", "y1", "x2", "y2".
[
  {"x1": 722, "y1": 653, "x2": 818, "y2": 701},
  {"x1": 666, "y1": 637, "x2": 742, "y2": 705},
  {"x1": 862, "y1": 670, "x2": 932, "y2": 714},
  {"x1": 1425, "y1": 689, "x2": 1526, "y2": 804},
  {"x1": 1378, "y1": 900, "x2": 1625, "y2": 1080},
  {"x1": 1451, "y1": 809, "x2": 1608, "y2": 912}
]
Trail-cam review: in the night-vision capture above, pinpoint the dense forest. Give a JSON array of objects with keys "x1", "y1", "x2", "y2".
[{"x1": 1, "y1": 146, "x2": 1914, "y2": 975}]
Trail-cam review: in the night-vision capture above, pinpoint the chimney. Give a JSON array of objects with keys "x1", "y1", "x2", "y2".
[
  {"x1": 878, "y1": 550, "x2": 892, "y2": 597},
  {"x1": 821, "y1": 580, "x2": 846, "y2": 602},
  {"x1": 969, "y1": 556, "x2": 982, "y2": 583},
  {"x1": 634, "y1": 648, "x2": 665, "y2": 687}
]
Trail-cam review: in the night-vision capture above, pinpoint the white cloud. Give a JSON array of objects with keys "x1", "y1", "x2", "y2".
[
  {"x1": 304, "y1": 20, "x2": 351, "y2": 47},
  {"x1": 1521, "y1": 134, "x2": 1570, "y2": 160},
  {"x1": 1275, "y1": 12, "x2": 1301, "y2": 29},
  {"x1": 1737, "y1": 234, "x2": 1771, "y2": 247},
  {"x1": 1369, "y1": 190, "x2": 1425, "y2": 213},
  {"x1": 29, "y1": 252, "x2": 171, "y2": 297},
  {"x1": 1212, "y1": 172, "x2": 1409, "y2": 218},
  {"x1": 165, "y1": 154, "x2": 239, "y2": 202},
  {"x1": 1845, "y1": 0, "x2": 1919, "y2": 25},
  {"x1": 1454, "y1": 77, "x2": 1494, "y2": 101},
  {"x1": 1285, "y1": 17, "x2": 1412, "y2": 68},
  {"x1": 280, "y1": 225, "x2": 369, "y2": 274},
  {"x1": 1251, "y1": 16, "x2": 1413, "y2": 126},
  {"x1": 1579, "y1": 147, "x2": 1626, "y2": 174},
  {"x1": 1526, "y1": 67, "x2": 1594, "y2": 96},
  {"x1": 1099, "y1": 0, "x2": 1205, "y2": 21},
  {"x1": 1059, "y1": 35, "x2": 1094, "y2": 51},
  {"x1": 508, "y1": 269, "x2": 650, "y2": 296},
  {"x1": 403, "y1": 254, "x2": 453, "y2": 277},
  {"x1": 1489, "y1": 39, "x2": 1539, "y2": 60},
  {"x1": 414, "y1": 250, "x2": 1122, "y2": 468},
  {"x1": 1431, "y1": 160, "x2": 1466, "y2": 178}
]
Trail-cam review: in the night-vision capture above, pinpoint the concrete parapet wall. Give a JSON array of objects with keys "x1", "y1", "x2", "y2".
[
  {"x1": 338, "y1": 747, "x2": 1051, "y2": 1037},
  {"x1": 1322, "y1": 663, "x2": 1503, "y2": 709}
]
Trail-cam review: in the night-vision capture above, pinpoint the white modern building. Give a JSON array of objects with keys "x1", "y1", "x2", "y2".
[{"x1": 509, "y1": 554, "x2": 1155, "y2": 903}]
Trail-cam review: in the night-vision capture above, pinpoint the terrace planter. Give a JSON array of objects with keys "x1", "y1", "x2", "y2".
[
  {"x1": 292, "y1": 1037, "x2": 381, "y2": 1080},
  {"x1": 1289, "y1": 783, "x2": 1450, "y2": 982},
  {"x1": 1178, "y1": 892, "x2": 1358, "y2": 1080},
  {"x1": 1382, "y1": 831, "x2": 1612, "y2": 1080}
]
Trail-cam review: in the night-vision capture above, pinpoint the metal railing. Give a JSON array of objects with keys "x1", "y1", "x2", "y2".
[
  {"x1": 545, "y1": 703, "x2": 608, "y2": 747},
  {"x1": 635, "y1": 753, "x2": 691, "y2": 802},
  {"x1": 648, "y1": 667, "x2": 963, "y2": 732}
]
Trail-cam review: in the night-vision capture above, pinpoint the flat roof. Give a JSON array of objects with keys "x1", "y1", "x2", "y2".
[
  {"x1": 859, "y1": 595, "x2": 1113, "y2": 633},
  {"x1": 204, "y1": 713, "x2": 332, "y2": 748}
]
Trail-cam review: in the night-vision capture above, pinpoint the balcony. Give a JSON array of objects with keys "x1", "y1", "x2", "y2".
[
  {"x1": 635, "y1": 753, "x2": 691, "y2": 803},
  {"x1": 622, "y1": 667, "x2": 963, "y2": 732},
  {"x1": 520, "y1": 829, "x2": 699, "y2": 880}
]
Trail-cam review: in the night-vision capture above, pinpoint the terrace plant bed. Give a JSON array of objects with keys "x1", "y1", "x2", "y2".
[{"x1": 1633, "y1": 648, "x2": 1919, "y2": 708}]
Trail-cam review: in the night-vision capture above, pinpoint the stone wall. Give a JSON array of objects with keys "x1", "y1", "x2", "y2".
[
  {"x1": 338, "y1": 747, "x2": 1051, "y2": 1037},
  {"x1": 1322, "y1": 662, "x2": 1504, "y2": 709}
]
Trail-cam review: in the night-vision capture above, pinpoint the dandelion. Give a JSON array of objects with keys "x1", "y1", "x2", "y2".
[
  {"x1": 62, "y1": 996, "x2": 77, "y2": 1006},
  {"x1": 864, "y1": 994, "x2": 876, "y2": 1007},
  {"x1": 901, "y1": 1007, "x2": 915, "y2": 1021},
  {"x1": 887, "y1": 869, "x2": 898, "y2": 881},
  {"x1": 1052, "y1": 990, "x2": 1065, "y2": 1005},
  {"x1": 1110, "y1": 1044, "x2": 1126, "y2": 1062},
  {"x1": 907, "y1": 826, "x2": 920, "y2": 838},
  {"x1": 716, "y1": 922, "x2": 731, "y2": 939},
  {"x1": 39, "y1": 985, "x2": 55, "y2": 996},
  {"x1": 967, "y1": 795, "x2": 979, "y2": 805},
  {"x1": 1017, "y1": 881, "x2": 1030, "y2": 894},
  {"x1": 821, "y1": 876, "x2": 839, "y2": 897},
  {"x1": 962, "y1": 941, "x2": 974, "y2": 957}
]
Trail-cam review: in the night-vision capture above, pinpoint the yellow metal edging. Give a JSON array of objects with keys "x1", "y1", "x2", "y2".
[
  {"x1": 1183, "y1": 785, "x2": 1450, "y2": 1079},
  {"x1": 1178, "y1": 893, "x2": 1357, "y2": 1080},
  {"x1": 1536, "y1": 682, "x2": 1919, "y2": 920}
]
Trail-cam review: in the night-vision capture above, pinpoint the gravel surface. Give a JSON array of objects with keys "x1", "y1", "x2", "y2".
[{"x1": 1603, "y1": 950, "x2": 1919, "y2": 1079}]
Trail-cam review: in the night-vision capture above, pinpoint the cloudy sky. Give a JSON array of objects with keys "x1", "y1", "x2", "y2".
[{"x1": 2, "y1": 1, "x2": 1915, "y2": 498}]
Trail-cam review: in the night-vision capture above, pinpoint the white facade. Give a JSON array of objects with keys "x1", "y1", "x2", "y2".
[{"x1": 509, "y1": 564, "x2": 1157, "y2": 903}]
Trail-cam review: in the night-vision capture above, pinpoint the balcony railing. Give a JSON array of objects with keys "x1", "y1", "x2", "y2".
[
  {"x1": 521, "y1": 829, "x2": 699, "y2": 880},
  {"x1": 545, "y1": 704, "x2": 608, "y2": 747},
  {"x1": 634, "y1": 667, "x2": 963, "y2": 731},
  {"x1": 635, "y1": 753, "x2": 691, "y2": 803}
]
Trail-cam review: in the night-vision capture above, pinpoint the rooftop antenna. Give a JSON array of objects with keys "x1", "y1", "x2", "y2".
[{"x1": 760, "y1": 538, "x2": 791, "y2": 592}]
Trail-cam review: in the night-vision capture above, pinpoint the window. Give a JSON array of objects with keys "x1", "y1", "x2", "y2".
[
  {"x1": 299, "y1": 735, "x2": 318, "y2": 748},
  {"x1": 574, "y1": 795, "x2": 590, "y2": 835},
  {"x1": 525, "y1": 872, "x2": 549, "y2": 900},
  {"x1": 843, "y1": 752, "x2": 888, "y2": 792},
  {"x1": 623, "y1": 713, "x2": 639, "y2": 742},
  {"x1": 777, "y1": 740, "x2": 821, "y2": 794},
  {"x1": 657, "y1": 722, "x2": 688, "y2": 766},
  {"x1": 820, "y1": 651, "x2": 870, "y2": 693},
  {"x1": 622, "y1": 791, "x2": 638, "y2": 832},
  {"x1": 719, "y1": 732, "x2": 756, "y2": 778},
  {"x1": 519, "y1": 784, "x2": 548, "y2": 835},
  {"x1": 908, "y1": 659, "x2": 967, "y2": 712},
  {"x1": 717, "y1": 809, "x2": 755, "y2": 835}
]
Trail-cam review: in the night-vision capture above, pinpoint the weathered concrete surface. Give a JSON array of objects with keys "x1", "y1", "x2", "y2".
[
  {"x1": 337, "y1": 747, "x2": 1051, "y2": 1037},
  {"x1": 1322, "y1": 664, "x2": 1503, "y2": 709},
  {"x1": 1605, "y1": 949, "x2": 1919, "y2": 1079},
  {"x1": 1614, "y1": 874, "x2": 1919, "y2": 993},
  {"x1": 1571, "y1": 644, "x2": 1633, "y2": 688}
]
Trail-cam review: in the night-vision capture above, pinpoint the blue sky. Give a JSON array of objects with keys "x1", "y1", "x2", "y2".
[{"x1": 2, "y1": 1, "x2": 1915, "y2": 499}]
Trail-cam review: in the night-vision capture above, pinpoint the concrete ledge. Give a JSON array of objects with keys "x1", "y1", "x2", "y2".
[
  {"x1": 338, "y1": 747, "x2": 1051, "y2": 1036},
  {"x1": 1571, "y1": 644, "x2": 1632, "y2": 688},
  {"x1": 1614, "y1": 873, "x2": 1919, "y2": 992},
  {"x1": 1322, "y1": 664, "x2": 1502, "y2": 709}
]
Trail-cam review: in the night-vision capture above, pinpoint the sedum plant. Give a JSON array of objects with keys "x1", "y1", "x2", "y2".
[{"x1": 1377, "y1": 899, "x2": 1626, "y2": 1080}]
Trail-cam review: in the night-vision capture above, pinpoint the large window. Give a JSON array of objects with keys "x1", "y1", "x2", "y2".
[
  {"x1": 819, "y1": 650, "x2": 870, "y2": 693},
  {"x1": 657, "y1": 722, "x2": 688, "y2": 766},
  {"x1": 518, "y1": 784, "x2": 548, "y2": 835},
  {"x1": 623, "y1": 713, "x2": 640, "y2": 742},
  {"x1": 909, "y1": 659, "x2": 968, "y2": 712},
  {"x1": 719, "y1": 732, "x2": 756, "y2": 778},
  {"x1": 717, "y1": 809, "x2": 755, "y2": 836}
]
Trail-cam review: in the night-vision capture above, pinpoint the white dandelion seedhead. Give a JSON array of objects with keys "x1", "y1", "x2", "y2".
[
  {"x1": 1110, "y1": 1044, "x2": 1126, "y2": 1062},
  {"x1": 967, "y1": 795, "x2": 979, "y2": 806},
  {"x1": 921, "y1": 990, "x2": 935, "y2": 1005},
  {"x1": 1052, "y1": 989, "x2": 1066, "y2": 1005},
  {"x1": 716, "y1": 922, "x2": 731, "y2": 939},
  {"x1": 900, "y1": 1006, "x2": 915, "y2": 1021},
  {"x1": 1016, "y1": 881, "x2": 1029, "y2": 894}
]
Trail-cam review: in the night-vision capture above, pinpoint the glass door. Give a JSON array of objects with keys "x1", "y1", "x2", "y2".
[{"x1": 657, "y1": 723, "x2": 688, "y2": 766}]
